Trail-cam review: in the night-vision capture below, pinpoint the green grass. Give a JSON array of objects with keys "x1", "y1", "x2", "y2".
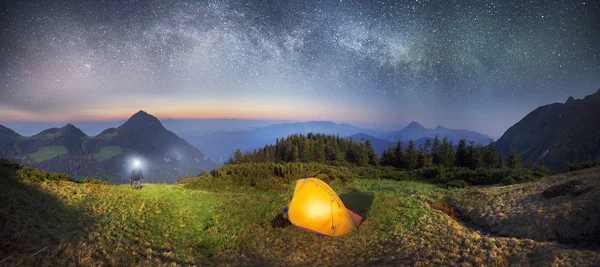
[
  {"x1": 93, "y1": 146, "x2": 123, "y2": 161},
  {"x1": 29, "y1": 146, "x2": 67, "y2": 162},
  {"x1": 1, "y1": 162, "x2": 599, "y2": 266}
]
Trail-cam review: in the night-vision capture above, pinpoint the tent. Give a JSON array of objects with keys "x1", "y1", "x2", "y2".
[{"x1": 286, "y1": 178, "x2": 362, "y2": 237}]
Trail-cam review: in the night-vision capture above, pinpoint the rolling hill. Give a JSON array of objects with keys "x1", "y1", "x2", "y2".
[
  {"x1": 0, "y1": 111, "x2": 217, "y2": 183},
  {"x1": 496, "y1": 88, "x2": 600, "y2": 171}
]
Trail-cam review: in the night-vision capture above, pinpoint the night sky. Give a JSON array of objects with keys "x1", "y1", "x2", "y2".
[{"x1": 1, "y1": 0, "x2": 599, "y2": 136}]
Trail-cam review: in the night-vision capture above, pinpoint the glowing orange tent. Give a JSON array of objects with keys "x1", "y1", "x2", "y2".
[{"x1": 286, "y1": 178, "x2": 362, "y2": 237}]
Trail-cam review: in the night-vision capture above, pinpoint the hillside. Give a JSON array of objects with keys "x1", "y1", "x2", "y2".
[
  {"x1": 496, "y1": 89, "x2": 600, "y2": 171},
  {"x1": 0, "y1": 111, "x2": 217, "y2": 183},
  {"x1": 386, "y1": 121, "x2": 491, "y2": 145},
  {"x1": 455, "y1": 166, "x2": 600, "y2": 245},
  {"x1": 1, "y1": 160, "x2": 598, "y2": 266}
]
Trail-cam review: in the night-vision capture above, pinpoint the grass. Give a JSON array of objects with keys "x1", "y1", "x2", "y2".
[
  {"x1": 93, "y1": 146, "x2": 123, "y2": 161},
  {"x1": 1, "y1": 162, "x2": 599, "y2": 266},
  {"x1": 29, "y1": 146, "x2": 67, "y2": 162}
]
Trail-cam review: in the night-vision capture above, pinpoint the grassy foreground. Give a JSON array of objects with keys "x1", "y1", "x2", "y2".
[{"x1": 1, "y1": 164, "x2": 599, "y2": 266}]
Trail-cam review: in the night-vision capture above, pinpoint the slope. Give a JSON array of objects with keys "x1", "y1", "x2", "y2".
[
  {"x1": 1, "y1": 160, "x2": 598, "y2": 266},
  {"x1": 496, "y1": 88, "x2": 600, "y2": 171},
  {"x1": 0, "y1": 111, "x2": 217, "y2": 183},
  {"x1": 455, "y1": 166, "x2": 600, "y2": 246}
]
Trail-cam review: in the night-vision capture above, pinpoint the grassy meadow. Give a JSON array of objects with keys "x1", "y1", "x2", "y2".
[{"x1": 1, "y1": 161, "x2": 599, "y2": 266}]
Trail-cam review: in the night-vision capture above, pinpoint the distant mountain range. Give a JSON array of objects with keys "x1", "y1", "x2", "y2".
[
  {"x1": 183, "y1": 120, "x2": 489, "y2": 164},
  {"x1": 0, "y1": 111, "x2": 216, "y2": 183},
  {"x1": 182, "y1": 121, "x2": 384, "y2": 163},
  {"x1": 385, "y1": 121, "x2": 492, "y2": 144},
  {"x1": 345, "y1": 133, "x2": 438, "y2": 156},
  {"x1": 1, "y1": 118, "x2": 293, "y2": 137},
  {"x1": 496, "y1": 88, "x2": 600, "y2": 171}
]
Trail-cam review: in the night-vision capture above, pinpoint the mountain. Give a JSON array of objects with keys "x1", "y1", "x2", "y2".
[
  {"x1": 0, "y1": 111, "x2": 217, "y2": 183},
  {"x1": 386, "y1": 121, "x2": 491, "y2": 145},
  {"x1": 496, "y1": 89, "x2": 600, "y2": 171},
  {"x1": 183, "y1": 121, "x2": 382, "y2": 163},
  {"x1": 0, "y1": 125, "x2": 20, "y2": 157},
  {"x1": 0, "y1": 121, "x2": 124, "y2": 136}
]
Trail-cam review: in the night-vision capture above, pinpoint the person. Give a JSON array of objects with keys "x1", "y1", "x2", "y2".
[{"x1": 130, "y1": 167, "x2": 144, "y2": 190}]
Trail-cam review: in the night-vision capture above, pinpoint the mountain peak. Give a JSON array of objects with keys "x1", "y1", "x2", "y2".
[
  {"x1": 566, "y1": 96, "x2": 575, "y2": 104},
  {"x1": 61, "y1": 123, "x2": 86, "y2": 137},
  {"x1": 120, "y1": 110, "x2": 168, "y2": 133},
  {"x1": 405, "y1": 121, "x2": 425, "y2": 130},
  {"x1": 435, "y1": 125, "x2": 448, "y2": 130}
]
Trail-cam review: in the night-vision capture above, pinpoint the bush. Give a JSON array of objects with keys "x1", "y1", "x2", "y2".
[
  {"x1": 565, "y1": 161, "x2": 599, "y2": 172},
  {"x1": 446, "y1": 180, "x2": 469, "y2": 189},
  {"x1": 501, "y1": 177, "x2": 517, "y2": 185},
  {"x1": 542, "y1": 180, "x2": 586, "y2": 199}
]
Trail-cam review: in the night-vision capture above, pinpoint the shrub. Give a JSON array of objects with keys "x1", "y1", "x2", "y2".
[
  {"x1": 565, "y1": 161, "x2": 599, "y2": 172},
  {"x1": 501, "y1": 177, "x2": 517, "y2": 185},
  {"x1": 446, "y1": 180, "x2": 469, "y2": 189},
  {"x1": 542, "y1": 180, "x2": 586, "y2": 199}
]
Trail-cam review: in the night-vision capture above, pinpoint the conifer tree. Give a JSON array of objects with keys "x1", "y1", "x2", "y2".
[
  {"x1": 234, "y1": 149, "x2": 243, "y2": 164},
  {"x1": 365, "y1": 140, "x2": 379, "y2": 166},
  {"x1": 405, "y1": 139, "x2": 418, "y2": 170},
  {"x1": 455, "y1": 139, "x2": 469, "y2": 167},
  {"x1": 441, "y1": 136, "x2": 455, "y2": 167},
  {"x1": 394, "y1": 141, "x2": 405, "y2": 168},
  {"x1": 432, "y1": 135, "x2": 442, "y2": 165},
  {"x1": 483, "y1": 139, "x2": 499, "y2": 168},
  {"x1": 381, "y1": 146, "x2": 396, "y2": 166},
  {"x1": 508, "y1": 149, "x2": 521, "y2": 169}
]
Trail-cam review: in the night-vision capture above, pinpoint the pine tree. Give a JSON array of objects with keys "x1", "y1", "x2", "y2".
[
  {"x1": 381, "y1": 146, "x2": 396, "y2": 166},
  {"x1": 498, "y1": 152, "x2": 506, "y2": 168},
  {"x1": 508, "y1": 149, "x2": 521, "y2": 169},
  {"x1": 483, "y1": 139, "x2": 499, "y2": 168},
  {"x1": 455, "y1": 139, "x2": 469, "y2": 167},
  {"x1": 441, "y1": 136, "x2": 455, "y2": 167},
  {"x1": 417, "y1": 144, "x2": 432, "y2": 168},
  {"x1": 432, "y1": 135, "x2": 442, "y2": 165},
  {"x1": 405, "y1": 139, "x2": 418, "y2": 170},
  {"x1": 234, "y1": 149, "x2": 243, "y2": 164},
  {"x1": 365, "y1": 140, "x2": 379, "y2": 166},
  {"x1": 394, "y1": 141, "x2": 405, "y2": 168},
  {"x1": 467, "y1": 141, "x2": 484, "y2": 169},
  {"x1": 314, "y1": 139, "x2": 326, "y2": 163}
]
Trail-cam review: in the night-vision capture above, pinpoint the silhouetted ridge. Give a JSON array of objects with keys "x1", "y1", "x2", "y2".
[
  {"x1": 61, "y1": 123, "x2": 87, "y2": 138},
  {"x1": 119, "y1": 110, "x2": 168, "y2": 133},
  {"x1": 0, "y1": 125, "x2": 20, "y2": 137},
  {"x1": 405, "y1": 121, "x2": 425, "y2": 130}
]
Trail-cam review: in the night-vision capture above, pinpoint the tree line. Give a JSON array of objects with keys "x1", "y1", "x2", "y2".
[
  {"x1": 226, "y1": 133, "x2": 525, "y2": 171},
  {"x1": 226, "y1": 133, "x2": 378, "y2": 166}
]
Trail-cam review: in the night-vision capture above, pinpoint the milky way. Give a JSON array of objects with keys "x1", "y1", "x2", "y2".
[{"x1": 0, "y1": 0, "x2": 599, "y2": 135}]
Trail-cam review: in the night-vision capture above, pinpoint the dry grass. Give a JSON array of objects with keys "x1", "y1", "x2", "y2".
[{"x1": 456, "y1": 167, "x2": 600, "y2": 246}]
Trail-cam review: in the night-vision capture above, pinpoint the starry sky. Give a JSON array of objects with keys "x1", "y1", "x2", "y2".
[{"x1": 0, "y1": 0, "x2": 599, "y2": 136}]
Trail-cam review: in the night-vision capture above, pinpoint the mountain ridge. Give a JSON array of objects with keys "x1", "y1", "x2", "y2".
[
  {"x1": 0, "y1": 111, "x2": 217, "y2": 183},
  {"x1": 496, "y1": 88, "x2": 600, "y2": 171}
]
